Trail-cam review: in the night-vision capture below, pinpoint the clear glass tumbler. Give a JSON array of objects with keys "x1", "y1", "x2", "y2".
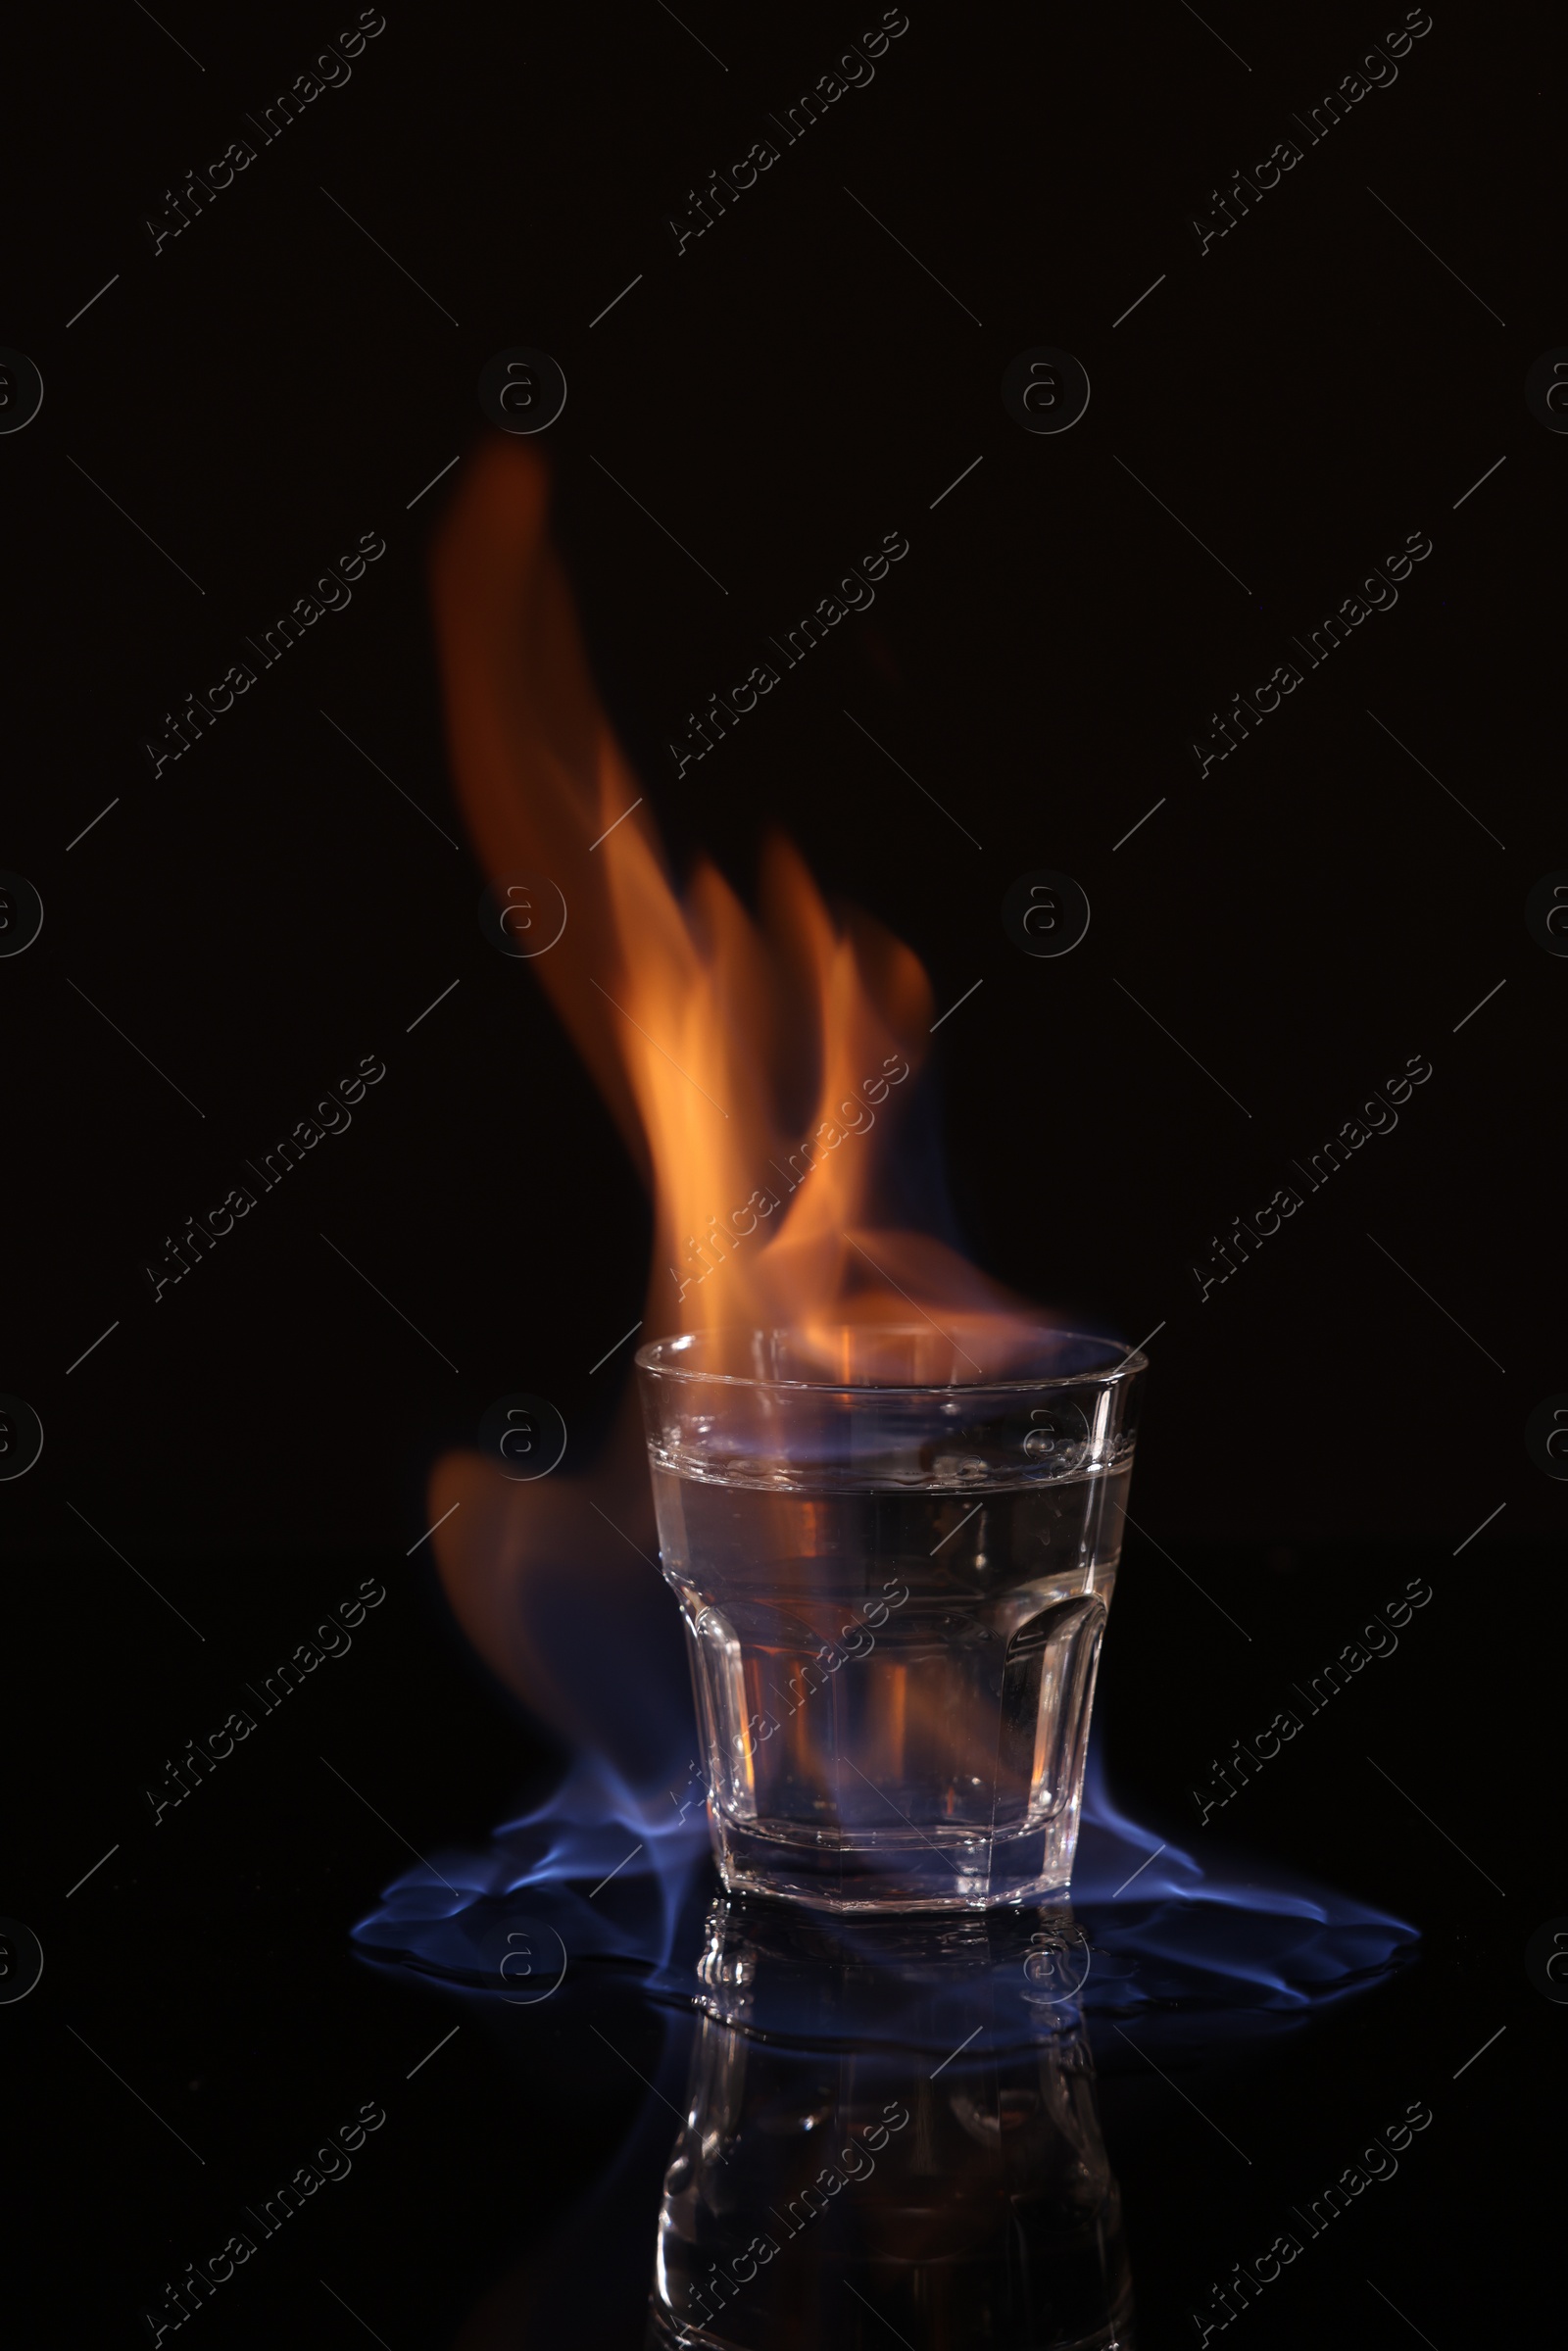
[{"x1": 635, "y1": 1326, "x2": 1147, "y2": 1911}]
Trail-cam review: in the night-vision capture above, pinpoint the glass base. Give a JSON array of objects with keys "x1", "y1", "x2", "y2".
[{"x1": 709, "y1": 1804, "x2": 1084, "y2": 1914}]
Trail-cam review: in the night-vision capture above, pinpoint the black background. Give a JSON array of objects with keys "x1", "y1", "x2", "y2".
[{"x1": 1, "y1": 0, "x2": 1556, "y2": 2342}]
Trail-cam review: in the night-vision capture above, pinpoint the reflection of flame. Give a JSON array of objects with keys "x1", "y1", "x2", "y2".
[{"x1": 430, "y1": 437, "x2": 1029, "y2": 1369}]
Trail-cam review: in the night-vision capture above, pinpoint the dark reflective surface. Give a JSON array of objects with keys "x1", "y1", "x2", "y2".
[
  {"x1": 12, "y1": 1536, "x2": 1533, "y2": 2346},
  {"x1": 365, "y1": 1856, "x2": 1416, "y2": 2347},
  {"x1": 649, "y1": 1897, "x2": 1133, "y2": 2349}
]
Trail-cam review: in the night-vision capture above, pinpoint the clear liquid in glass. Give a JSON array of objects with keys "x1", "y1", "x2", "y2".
[{"x1": 650, "y1": 1462, "x2": 1128, "y2": 1910}]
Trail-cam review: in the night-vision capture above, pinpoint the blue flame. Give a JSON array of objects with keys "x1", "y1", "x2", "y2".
[
  {"x1": 1071, "y1": 1743, "x2": 1415, "y2": 2016},
  {"x1": 351, "y1": 1727, "x2": 1415, "y2": 2040},
  {"x1": 352, "y1": 1751, "x2": 710, "y2": 1984}
]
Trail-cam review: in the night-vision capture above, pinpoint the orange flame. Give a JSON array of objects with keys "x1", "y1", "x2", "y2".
[
  {"x1": 430, "y1": 437, "x2": 1028, "y2": 1371},
  {"x1": 422, "y1": 441, "x2": 1037, "y2": 1760}
]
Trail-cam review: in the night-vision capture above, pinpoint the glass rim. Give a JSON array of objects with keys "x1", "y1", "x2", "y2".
[{"x1": 633, "y1": 1324, "x2": 1147, "y2": 1396}]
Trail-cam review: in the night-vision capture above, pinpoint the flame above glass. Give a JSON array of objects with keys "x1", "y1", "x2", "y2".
[
  {"x1": 429, "y1": 438, "x2": 1043, "y2": 1369},
  {"x1": 424, "y1": 443, "x2": 1140, "y2": 1905}
]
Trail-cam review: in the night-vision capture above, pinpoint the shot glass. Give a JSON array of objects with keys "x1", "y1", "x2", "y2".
[{"x1": 635, "y1": 1326, "x2": 1147, "y2": 1911}]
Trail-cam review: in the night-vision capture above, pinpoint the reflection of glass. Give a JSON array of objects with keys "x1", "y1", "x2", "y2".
[
  {"x1": 636, "y1": 1328, "x2": 1146, "y2": 1911},
  {"x1": 649, "y1": 1897, "x2": 1133, "y2": 2347}
]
